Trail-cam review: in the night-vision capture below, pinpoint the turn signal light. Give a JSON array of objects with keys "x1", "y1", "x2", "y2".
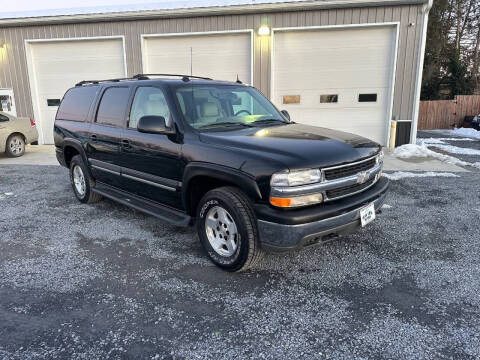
[
  {"x1": 270, "y1": 197, "x2": 292, "y2": 207},
  {"x1": 270, "y1": 193, "x2": 323, "y2": 208}
]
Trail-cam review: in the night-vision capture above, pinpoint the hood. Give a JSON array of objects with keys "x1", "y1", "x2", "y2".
[{"x1": 199, "y1": 123, "x2": 381, "y2": 171}]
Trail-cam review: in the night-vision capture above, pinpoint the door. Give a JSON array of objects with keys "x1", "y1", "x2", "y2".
[
  {"x1": 143, "y1": 32, "x2": 251, "y2": 84},
  {"x1": 28, "y1": 38, "x2": 125, "y2": 144},
  {"x1": 272, "y1": 26, "x2": 396, "y2": 145},
  {"x1": 87, "y1": 86, "x2": 131, "y2": 188},
  {"x1": 0, "y1": 89, "x2": 17, "y2": 117},
  {"x1": 119, "y1": 85, "x2": 183, "y2": 209}
]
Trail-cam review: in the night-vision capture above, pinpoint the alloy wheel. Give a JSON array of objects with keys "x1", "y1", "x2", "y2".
[
  {"x1": 73, "y1": 165, "x2": 86, "y2": 197},
  {"x1": 205, "y1": 206, "x2": 239, "y2": 257}
]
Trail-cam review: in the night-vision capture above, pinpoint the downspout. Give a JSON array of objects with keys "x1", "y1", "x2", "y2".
[{"x1": 410, "y1": 0, "x2": 433, "y2": 143}]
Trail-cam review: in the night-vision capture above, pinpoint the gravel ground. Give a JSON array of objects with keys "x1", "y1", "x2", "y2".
[{"x1": 0, "y1": 137, "x2": 479, "y2": 359}]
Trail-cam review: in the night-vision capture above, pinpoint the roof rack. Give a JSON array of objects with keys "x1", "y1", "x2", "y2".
[
  {"x1": 133, "y1": 74, "x2": 212, "y2": 81},
  {"x1": 75, "y1": 77, "x2": 138, "y2": 87},
  {"x1": 75, "y1": 73, "x2": 213, "y2": 87}
]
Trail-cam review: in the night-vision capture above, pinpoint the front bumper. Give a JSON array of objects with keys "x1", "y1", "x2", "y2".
[{"x1": 256, "y1": 177, "x2": 389, "y2": 252}]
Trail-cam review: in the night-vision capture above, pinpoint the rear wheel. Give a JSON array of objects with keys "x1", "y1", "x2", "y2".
[
  {"x1": 69, "y1": 155, "x2": 102, "y2": 204},
  {"x1": 5, "y1": 134, "x2": 25, "y2": 157},
  {"x1": 196, "y1": 187, "x2": 263, "y2": 272}
]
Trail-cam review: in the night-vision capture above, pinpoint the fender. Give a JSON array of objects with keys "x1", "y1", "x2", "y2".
[
  {"x1": 182, "y1": 162, "x2": 262, "y2": 210},
  {"x1": 62, "y1": 138, "x2": 94, "y2": 178}
]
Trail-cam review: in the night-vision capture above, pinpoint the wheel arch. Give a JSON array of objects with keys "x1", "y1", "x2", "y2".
[
  {"x1": 62, "y1": 139, "x2": 92, "y2": 177},
  {"x1": 7, "y1": 132, "x2": 26, "y2": 143},
  {"x1": 182, "y1": 163, "x2": 262, "y2": 216}
]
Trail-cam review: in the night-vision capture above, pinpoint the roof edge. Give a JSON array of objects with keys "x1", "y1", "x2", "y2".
[{"x1": 0, "y1": 0, "x2": 428, "y2": 27}]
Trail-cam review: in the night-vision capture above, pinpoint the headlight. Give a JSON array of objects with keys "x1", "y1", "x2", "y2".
[
  {"x1": 270, "y1": 169, "x2": 321, "y2": 187},
  {"x1": 376, "y1": 150, "x2": 384, "y2": 164}
]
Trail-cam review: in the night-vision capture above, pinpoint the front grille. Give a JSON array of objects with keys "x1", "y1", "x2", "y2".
[
  {"x1": 325, "y1": 178, "x2": 375, "y2": 199},
  {"x1": 324, "y1": 157, "x2": 377, "y2": 180}
]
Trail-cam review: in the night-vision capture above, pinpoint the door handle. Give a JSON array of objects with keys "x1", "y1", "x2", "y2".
[
  {"x1": 90, "y1": 134, "x2": 97, "y2": 141},
  {"x1": 121, "y1": 139, "x2": 131, "y2": 149}
]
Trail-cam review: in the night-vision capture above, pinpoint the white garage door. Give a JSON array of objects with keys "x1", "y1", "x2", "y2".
[
  {"x1": 143, "y1": 32, "x2": 251, "y2": 84},
  {"x1": 273, "y1": 26, "x2": 396, "y2": 145},
  {"x1": 28, "y1": 39, "x2": 126, "y2": 144}
]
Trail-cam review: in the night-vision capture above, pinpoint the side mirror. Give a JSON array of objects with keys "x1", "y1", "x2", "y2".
[
  {"x1": 137, "y1": 115, "x2": 174, "y2": 135},
  {"x1": 281, "y1": 110, "x2": 291, "y2": 121}
]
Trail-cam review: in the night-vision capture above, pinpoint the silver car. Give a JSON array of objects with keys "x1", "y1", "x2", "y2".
[{"x1": 0, "y1": 112, "x2": 39, "y2": 157}]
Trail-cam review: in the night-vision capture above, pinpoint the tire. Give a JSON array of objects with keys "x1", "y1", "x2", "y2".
[
  {"x1": 69, "y1": 155, "x2": 102, "y2": 204},
  {"x1": 5, "y1": 134, "x2": 25, "y2": 158},
  {"x1": 196, "y1": 186, "x2": 263, "y2": 272}
]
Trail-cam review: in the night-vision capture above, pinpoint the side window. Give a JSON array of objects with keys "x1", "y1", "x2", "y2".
[
  {"x1": 56, "y1": 86, "x2": 99, "y2": 122},
  {"x1": 96, "y1": 87, "x2": 130, "y2": 127},
  {"x1": 129, "y1": 87, "x2": 171, "y2": 129},
  {"x1": 0, "y1": 114, "x2": 9, "y2": 122}
]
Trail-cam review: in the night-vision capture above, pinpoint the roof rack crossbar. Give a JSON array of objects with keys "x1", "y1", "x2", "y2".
[{"x1": 133, "y1": 73, "x2": 212, "y2": 81}]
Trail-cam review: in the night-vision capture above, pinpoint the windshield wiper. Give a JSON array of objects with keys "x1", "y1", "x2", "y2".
[
  {"x1": 249, "y1": 118, "x2": 286, "y2": 125},
  {"x1": 198, "y1": 122, "x2": 255, "y2": 129}
]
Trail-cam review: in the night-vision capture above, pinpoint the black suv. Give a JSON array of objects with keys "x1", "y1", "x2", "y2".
[{"x1": 54, "y1": 74, "x2": 389, "y2": 271}]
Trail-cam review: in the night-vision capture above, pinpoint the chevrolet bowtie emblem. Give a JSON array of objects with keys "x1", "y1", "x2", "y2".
[{"x1": 356, "y1": 171, "x2": 369, "y2": 184}]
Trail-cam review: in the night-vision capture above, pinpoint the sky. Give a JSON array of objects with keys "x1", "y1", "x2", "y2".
[
  {"x1": 0, "y1": 0, "x2": 164, "y2": 13},
  {"x1": 0, "y1": 0, "x2": 296, "y2": 18}
]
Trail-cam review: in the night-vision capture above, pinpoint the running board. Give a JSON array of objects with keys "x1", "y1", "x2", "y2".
[{"x1": 92, "y1": 182, "x2": 191, "y2": 227}]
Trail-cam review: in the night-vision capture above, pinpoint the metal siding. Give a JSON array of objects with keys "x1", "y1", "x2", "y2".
[{"x1": 0, "y1": 5, "x2": 423, "y2": 130}]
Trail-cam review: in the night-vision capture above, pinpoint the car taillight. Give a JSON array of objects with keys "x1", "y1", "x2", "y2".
[{"x1": 30, "y1": 118, "x2": 35, "y2": 127}]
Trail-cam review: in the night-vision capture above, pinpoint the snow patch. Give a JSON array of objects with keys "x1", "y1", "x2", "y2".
[
  {"x1": 381, "y1": 204, "x2": 392, "y2": 209},
  {"x1": 431, "y1": 127, "x2": 480, "y2": 140},
  {"x1": 427, "y1": 144, "x2": 480, "y2": 155},
  {"x1": 383, "y1": 171, "x2": 460, "y2": 181},
  {"x1": 394, "y1": 144, "x2": 480, "y2": 169},
  {"x1": 417, "y1": 137, "x2": 475, "y2": 145}
]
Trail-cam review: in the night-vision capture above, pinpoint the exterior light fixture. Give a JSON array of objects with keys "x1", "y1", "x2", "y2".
[
  {"x1": 0, "y1": 40, "x2": 5, "y2": 48},
  {"x1": 258, "y1": 25, "x2": 270, "y2": 36}
]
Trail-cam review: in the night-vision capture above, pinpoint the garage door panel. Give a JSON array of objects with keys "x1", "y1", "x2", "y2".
[
  {"x1": 273, "y1": 26, "x2": 396, "y2": 145},
  {"x1": 284, "y1": 108, "x2": 386, "y2": 142},
  {"x1": 30, "y1": 39, "x2": 125, "y2": 144},
  {"x1": 32, "y1": 40, "x2": 123, "y2": 58},
  {"x1": 144, "y1": 33, "x2": 251, "y2": 83},
  {"x1": 275, "y1": 28, "x2": 394, "y2": 48},
  {"x1": 275, "y1": 71, "x2": 391, "y2": 90}
]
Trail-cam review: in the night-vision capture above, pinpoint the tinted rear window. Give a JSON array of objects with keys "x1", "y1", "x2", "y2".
[
  {"x1": 56, "y1": 86, "x2": 100, "y2": 122},
  {"x1": 96, "y1": 87, "x2": 130, "y2": 127}
]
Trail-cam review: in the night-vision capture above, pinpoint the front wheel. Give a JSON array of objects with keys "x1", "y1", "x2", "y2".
[{"x1": 196, "y1": 187, "x2": 263, "y2": 272}]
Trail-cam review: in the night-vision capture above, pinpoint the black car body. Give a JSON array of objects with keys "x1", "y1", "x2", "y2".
[{"x1": 54, "y1": 75, "x2": 389, "y2": 271}]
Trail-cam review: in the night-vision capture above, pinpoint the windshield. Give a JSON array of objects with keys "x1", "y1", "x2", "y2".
[{"x1": 174, "y1": 84, "x2": 287, "y2": 130}]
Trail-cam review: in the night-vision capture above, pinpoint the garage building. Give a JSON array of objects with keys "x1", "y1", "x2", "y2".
[{"x1": 0, "y1": 0, "x2": 432, "y2": 146}]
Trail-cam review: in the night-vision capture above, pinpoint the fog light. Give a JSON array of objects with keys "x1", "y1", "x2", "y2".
[{"x1": 270, "y1": 193, "x2": 323, "y2": 208}]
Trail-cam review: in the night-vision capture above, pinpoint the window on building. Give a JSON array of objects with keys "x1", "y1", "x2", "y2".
[
  {"x1": 47, "y1": 99, "x2": 61, "y2": 107},
  {"x1": 320, "y1": 94, "x2": 338, "y2": 103},
  {"x1": 358, "y1": 93, "x2": 377, "y2": 102}
]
